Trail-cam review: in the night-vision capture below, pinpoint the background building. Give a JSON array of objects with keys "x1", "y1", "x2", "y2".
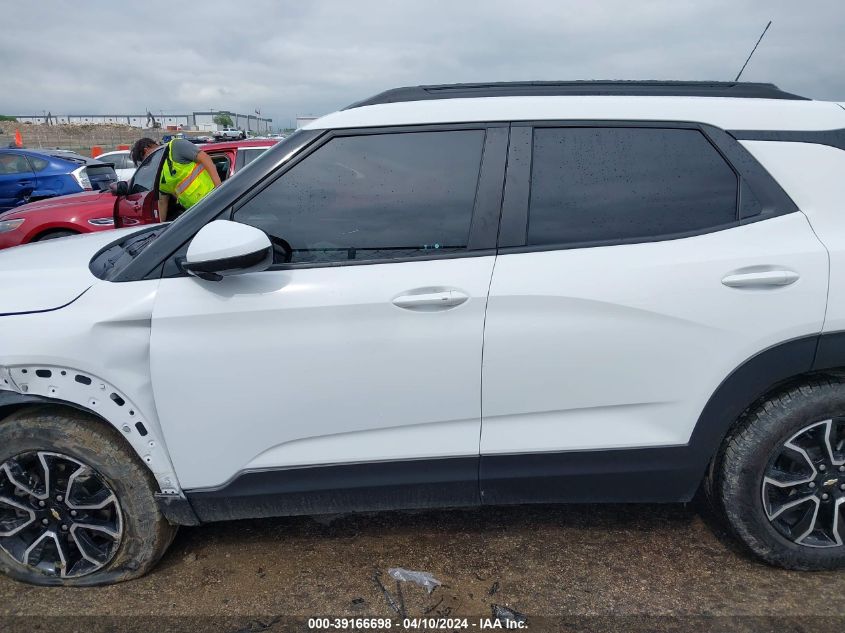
[
  {"x1": 295, "y1": 115, "x2": 319, "y2": 129},
  {"x1": 13, "y1": 110, "x2": 273, "y2": 133}
]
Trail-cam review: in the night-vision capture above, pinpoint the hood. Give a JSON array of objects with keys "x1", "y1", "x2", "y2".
[
  {"x1": 0, "y1": 228, "x2": 145, "y2": 316},
  {"x1": 0, "y1": 190, "x2": 115, "y2": 219}
]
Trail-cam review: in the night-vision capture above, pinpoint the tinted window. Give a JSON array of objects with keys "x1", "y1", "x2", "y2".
[
  {"x1": 528, "y1": 127, "x2": 738, "y2": 246},
  {"x1": 240, "y1": 148, "x2": 267, "y2": 166},
  {"x1": 130, "y1": 147, "x2": 163, "y2": 193},
  {"x1": 28, "y1": 156, "x2": 50, "y2": 171},
  {"x1": 0, "y1": 153, "x2": 34, "y2": 175},
  {"x1": 101, "y1": 153, "x2": 126, "y2": 169},
  {"x1": 234, "y1": 130, "x2": 485, "y2": 263}
]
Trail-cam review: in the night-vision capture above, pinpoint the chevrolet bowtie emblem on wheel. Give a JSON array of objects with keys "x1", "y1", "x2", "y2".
[
  {"x1": 824, "y1": 479, "x2": 838, "y2": 487},
  {"x1": 50, "y1": 509, "x2": 61, "y2": 521}
]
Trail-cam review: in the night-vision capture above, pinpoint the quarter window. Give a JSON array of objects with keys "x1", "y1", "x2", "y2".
[
  {"x1": 234, "y1": 130, "x2": 485, "y2": 264},
  {"x1": 527, "y1": 127, "x2": 738, "y2": 246},
  {"x1": 27, "y1": 156, "x2": 50, "y2": 171}
]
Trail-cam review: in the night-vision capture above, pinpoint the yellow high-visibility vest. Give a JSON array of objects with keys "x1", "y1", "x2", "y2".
[{"x1": 158, "y1": 140, "x2": 215, "y2": 209}]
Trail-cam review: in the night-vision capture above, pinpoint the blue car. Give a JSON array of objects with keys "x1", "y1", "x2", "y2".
[{"x1": 0, "y1": 148, "x2": 118, "y2": 212}]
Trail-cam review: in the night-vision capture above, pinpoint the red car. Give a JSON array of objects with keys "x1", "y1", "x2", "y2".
[{"x1": 0, "y1": 140, "x2": 277, "y2": 250}]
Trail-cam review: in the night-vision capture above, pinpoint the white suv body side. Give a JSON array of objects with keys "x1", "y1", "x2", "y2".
[
  {"x1": 2, "y1": 87, "x2": 845, "y2": 582},
  {"x1": 1, "y1": 95, "x2": 843, "y2": 494}
]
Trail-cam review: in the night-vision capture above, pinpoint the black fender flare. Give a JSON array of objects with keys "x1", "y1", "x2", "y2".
[{"x1": 687, "y1": 331, "x2": 845, "y2": 488}]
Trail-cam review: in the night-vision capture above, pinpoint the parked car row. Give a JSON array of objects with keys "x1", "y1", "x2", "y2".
[
  {"x1": 0, "y1": 140, "x2": 277, "y2": 249},
  {"x1": 0, "y1": 148, "x2": 117, "y2": 213}
]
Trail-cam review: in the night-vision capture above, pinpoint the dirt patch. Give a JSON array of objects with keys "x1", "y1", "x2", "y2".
[{"x1": 1, "y1": 503, "x2": 844, "y2": 632}]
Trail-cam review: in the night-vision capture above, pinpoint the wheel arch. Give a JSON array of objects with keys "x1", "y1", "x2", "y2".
[
  {"x1": 0, "y1": 367, "x2": 181, "y2": 496},
  {"x1": 30, "y1": 226, "x2": 82, "y2": 242},
  {"x1": 692, "y1": 332, "x2": 845, "y2": 484}
]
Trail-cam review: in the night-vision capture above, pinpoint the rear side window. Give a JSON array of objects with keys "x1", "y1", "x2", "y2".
[
  {"x1": 240, "y1": 148, "x2": 267, "y2": 167},
  {"x1": 234, "y1": 130, "x2": 485, "y2": 264},
  {"x1": 527, "y1": 127, "x2": 738, "y2": 246},
  {"x1": 28, "y1": 156, "x2": 50, "y2": 171}
]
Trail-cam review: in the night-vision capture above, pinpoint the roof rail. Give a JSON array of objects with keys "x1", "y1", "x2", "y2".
[{"x1": 344, "y1": 81, "x2": 808, "y2": 109}]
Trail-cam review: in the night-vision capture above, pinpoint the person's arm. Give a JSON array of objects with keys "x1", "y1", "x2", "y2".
[
  {"x1": 158, "y1": 194, "x2": 170, "y2": 222},
  {"x1": 196, "y1": 150, "x2": 222, "y2": 187}
]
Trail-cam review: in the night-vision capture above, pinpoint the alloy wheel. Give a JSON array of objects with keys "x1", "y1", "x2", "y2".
[
  {"x1": 762, "y1": 419, "x2": 845, "y2": 548},
  {"x1": 0, "y1": 451, "x2": 123, "y2": 578}
]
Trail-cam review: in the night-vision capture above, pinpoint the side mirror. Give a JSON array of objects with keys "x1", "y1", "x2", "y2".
[
  {"x1": 110, "y1": 181, "x2": 129, "y2": 196},
  {"x1": 179, "y1": 220, "x2": 273, "y2": 281}
]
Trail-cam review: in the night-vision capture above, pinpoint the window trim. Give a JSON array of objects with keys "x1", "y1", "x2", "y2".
[
  {"x1": 497, "y1": 120, "x2": 799, "y2": 252},
  {"x1": 225, "y1": 122, "x2": 509, "y2": 271}
]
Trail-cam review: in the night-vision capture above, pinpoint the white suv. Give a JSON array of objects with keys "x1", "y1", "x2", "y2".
[{"x1": 2, "y1": 81, "x2": 845, "y2": 585}]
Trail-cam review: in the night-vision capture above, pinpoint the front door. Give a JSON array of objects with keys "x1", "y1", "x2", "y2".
[
  {"x1": 114, "y1": 147, "x2": 162, "y2": 227},
  {"x1": 149, "y1": 126, "x2": 508, "y2": 502}
]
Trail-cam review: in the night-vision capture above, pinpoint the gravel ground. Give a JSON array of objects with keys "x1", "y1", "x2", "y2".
[{"x1": 1, "y1": 502, "x2": 844, "y2": 632}]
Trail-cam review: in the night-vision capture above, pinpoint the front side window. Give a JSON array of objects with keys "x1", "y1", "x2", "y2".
[
  {"x1": 527, "y1": 127, "x2": 738, "y2": 246},
  {"x1": 130, "y1": 147, "x2": 163, "y2": 193},
  {"x1": 234, "y1": 130, "x2": 485, "y2": 264}
]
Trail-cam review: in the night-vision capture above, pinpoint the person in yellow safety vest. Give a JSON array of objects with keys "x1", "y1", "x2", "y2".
[{"x1": 129, "y1": 137, "x2": 222, "y2": 222}]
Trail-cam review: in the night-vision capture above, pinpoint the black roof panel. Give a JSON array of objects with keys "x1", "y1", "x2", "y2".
[{"x1": 345, "y1": 81, "x2": 808, "y2": 109}]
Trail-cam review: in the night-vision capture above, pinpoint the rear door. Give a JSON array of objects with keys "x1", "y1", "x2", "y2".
[
  {"x1": 480, "y1": 123, "x2": 829, "y2": 502},
  {"x1": 0, "y1": 152, "x2": 37, "y2": 210}
]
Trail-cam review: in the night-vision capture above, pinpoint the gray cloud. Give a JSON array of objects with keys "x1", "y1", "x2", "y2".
[{"x1": 1, "y1": 0, "x2": 843, "y2": 128}]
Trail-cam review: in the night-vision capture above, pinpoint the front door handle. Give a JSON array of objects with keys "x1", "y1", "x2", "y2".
[
  {"x1": 393, "y1": 290, "x2": 469, "y2": 310},
  {"x1": 722, "y1": 269, "x2": 800, "y2": 289}
]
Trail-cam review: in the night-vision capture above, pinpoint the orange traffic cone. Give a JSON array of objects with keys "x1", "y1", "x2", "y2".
[{"x1": 14, "y1": 129, "x2": 22, "y2": 148}]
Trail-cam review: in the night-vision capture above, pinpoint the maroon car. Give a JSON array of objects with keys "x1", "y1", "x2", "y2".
[{"x1": 0, "y1": 140, "x2": 277, "y2": 250}]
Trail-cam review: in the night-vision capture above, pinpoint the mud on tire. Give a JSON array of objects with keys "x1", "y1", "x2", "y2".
[{"x1": 0, "y1": 405, "x2": 177, "y2": 586}]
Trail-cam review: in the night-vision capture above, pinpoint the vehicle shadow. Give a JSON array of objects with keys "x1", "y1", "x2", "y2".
[{"x1": 156, "y1": 496, "x2": 755, "y2": 572}]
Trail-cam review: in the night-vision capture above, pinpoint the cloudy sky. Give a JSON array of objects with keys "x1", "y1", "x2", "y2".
[{"x1": 2, "y1": 0, "x2": 843, "y2": 129}]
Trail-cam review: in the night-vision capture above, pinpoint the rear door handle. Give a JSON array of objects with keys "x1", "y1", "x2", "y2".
[
  {"x1": 722, "y1": 270, "x2": 800, "y2": 288},
  {"x1": 393, "y1": 290, "x2": 469, "y2": 310}
]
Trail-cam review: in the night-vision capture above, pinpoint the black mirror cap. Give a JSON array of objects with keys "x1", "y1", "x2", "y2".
[
  {"x1": 110, "y1": 181, "x2": 129, "y2": 197},
  {"x1": 177, "y1": 246, "x2": 273, "y2": 282}
]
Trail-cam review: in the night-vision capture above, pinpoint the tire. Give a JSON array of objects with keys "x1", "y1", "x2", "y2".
[
  {"x1": 35, "y1": 230, "x2": 77, "y2": 241},
  {"x1": 0, "y1": 406, "x2": 176, "y2": 585},
  {"x1": 708, "y1": 378, "x2": 845, "y2": 570}
]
